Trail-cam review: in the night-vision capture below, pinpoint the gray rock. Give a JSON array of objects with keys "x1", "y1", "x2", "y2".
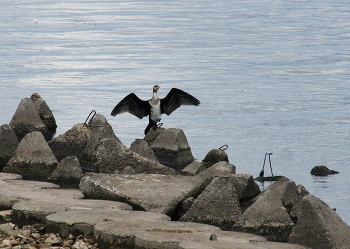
[
  {"x1": 173, "y1": 197, "x2": 195, "y2": 220},
  {"x1": 180, "y1": 161, "x2": 206, "y2": 176},
  {"x1": 9, "y1": 98, "x2": 52, "y2": 141},
  {"x1": 46, "y1": 209, "x2": 170, "y2": 238},
  {"x1": 48, "y1": 156, "x2": 84, "y2": 188},
  {"x1": 87, "y1": 138, "x2": 176, "y2": 174},
  {"x1": 232, "y1": 177, "x2": 297, "y2": 242},
  {"x1": 198, "y1": 161, "x2": 236, "y2": 182},
  {"x1": 3, "y1": 131, "x2": 58, "y2": 181},
  {"x1": 202, "y1": 148, "x2": 229, "y2": 168},
  {"x1": 150, "y1": 128, "x2": 194, "y2": 171},
  {"x1": 79, "y1": 173, "x2": 207, "y2": 217},
  {"x1": 30, "y1": 93, "x2": 57, "y2": 134},
  {"x1": 11, "y1": 198, "x2": 132, "y2": 227},
  {"x1": 94, "y1": 220, "x2": 307, "y2": 249},
  {"x1": 130, "y1": 139, "x2": 158, "y2": 161},
  {"x1": 310, "y1": 165, "x2": 339, "y2": 176},
  {"x1": 0, "y1": 124, "x2": 19, "y2": 171},
  {"x1": 48, "y1": 123, "x2": 91, "y2": 162},
  {"x1": 143, "y1": 127, "x2": 165, "y2": 146},
  {"x1": 230, "y1": 174, "x2": 261, "y2": 201},
  {"x1": 180, "y1": 176, "x2": 242, "y2": 230},
  {"x1": 288, "y1": 194, "x2": 350, "y2": 249}
]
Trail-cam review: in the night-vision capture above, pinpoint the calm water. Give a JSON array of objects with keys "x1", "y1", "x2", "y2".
[{"x1": 1, "y1": 0, "x2": 350, "y2": 224}]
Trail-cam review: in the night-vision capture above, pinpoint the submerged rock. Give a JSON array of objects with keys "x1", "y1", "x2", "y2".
[
  {"x1": 310, "y1": 165, "x2": 339, "y2": 176},
  {"x1": 3, "y1": 131, "x2": 58, "y2": 181}
]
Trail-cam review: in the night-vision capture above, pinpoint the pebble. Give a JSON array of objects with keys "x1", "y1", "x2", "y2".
[{"x1": 0, "y1": 215, "x2": 98, "y2": 249}]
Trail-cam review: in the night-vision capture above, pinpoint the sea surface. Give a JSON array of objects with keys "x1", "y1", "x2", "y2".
[{"x1": 1, "y1": 0, "x2": 350, "y2": 224}]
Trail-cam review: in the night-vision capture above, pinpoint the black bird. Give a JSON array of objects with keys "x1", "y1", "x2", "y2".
[{"x1": 111, "y1": 85, "x2": 200, "y2": 134}]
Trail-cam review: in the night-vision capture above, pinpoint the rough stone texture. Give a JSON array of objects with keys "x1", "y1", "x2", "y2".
[
  {"x1": 143, "y1": 127, "x2": 165, "y2": 146},
  {"x1": 180, "y1": 176, "x2": 242, "y2": 230},
  {"x1": 9, "y1": 98, "x2": 52, "y2": 141},
  {"x1": 2, "y1": 131, "x2": 58, "y2": 181},
  {"x1": 180, "y1": 161, "x2": 206, "y2": 176},
  {"x1": 30, "y1": 93, "x2": 57, "y2": 134},
  {"x1": 232, "y1": 177, "x2": 297, "y2": 242},
  {"x1": 310, "y1": 165, "x2": 339, "y2": 176},
  {"x1": 94, "y1": 220, "x2": 308, "y2": 249},
  {"x1": 150, "y1": 128, "x2": 194, "y2": 171},
  {"x1": 173, "y1": 197, "x2": 195, "y2": 221},
  {"x1": 46, "y1": 209, "x2": 170, "y2": 238},
  {"x1": 198, "y1": 161, "x2": 236, "y2": 183},
  {"x1": 129, "y1": 139, "x2": 158, "y2": 162},
  {"x1": 79, "y1": 173, "x2": 207, "y2": 217},
  {"x1": 85, "y1": 138, "x2": 176, "y2": 174},
  {"x1": 48, "y1": 123, "x2": 91, "y2": 162},
  {"x1": 202, "y1": 148, "x2": 229, "y2": 168},
  {"x1": 288, "y1": 194, "x2": 350, "y2": 249},
  {"x1": 47, "y1": 156, "x2": 84, "y2": 188},
  {"x1": 0, "y1": 124, "x2": 19, "y2": 171}
]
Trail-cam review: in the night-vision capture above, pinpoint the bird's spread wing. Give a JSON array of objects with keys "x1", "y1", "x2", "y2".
[
  {"x1": 111, "y1": 93, "x2": 149, "y2": 119},
  {"x1": 161, "y1": 88, "x2": 200, "y2": 116}
]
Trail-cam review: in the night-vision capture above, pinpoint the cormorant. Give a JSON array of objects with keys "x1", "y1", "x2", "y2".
[{"x1": 111, "y1": 85, "x2": 200, "y2": 134}]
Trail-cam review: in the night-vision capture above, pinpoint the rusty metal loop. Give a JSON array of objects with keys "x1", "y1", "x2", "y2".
[
  {"x1": 84, "y1": 110, "x2": 96, "y2": 126},
  {"x1": 219, "y1": 144, "x2": 228, "y2": 151},
  {"x1": 157, "y1": 122, "x2": 163, "y2": 128}
]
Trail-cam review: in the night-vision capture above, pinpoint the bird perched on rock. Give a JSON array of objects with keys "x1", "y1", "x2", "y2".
[{"x1": 111, "y1": 85, "x2": 200, "y2": 134}]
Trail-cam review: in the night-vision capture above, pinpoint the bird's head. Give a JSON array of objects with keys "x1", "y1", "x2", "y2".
[{"x1": 153, "y1": 85, "x2": 160, "y2": 92}]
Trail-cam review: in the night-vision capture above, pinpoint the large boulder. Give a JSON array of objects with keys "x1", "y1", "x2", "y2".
[
  {"x1": 47, "y1": 156, "x2": 84, "y2": 188},
  {"x1": 180, "y1": 174, "x2": 260, "y2": 230},
  {"x1": 30, "y1": 93, "x2": 57, "y2": 134},
  {"x1": 48, "y1": 123, "x2": 91, "y2": 162},
  {"x1": 9, "y1": 98, "x2": 52, "y2": 141},
  {"x1": 0, "y1": 124, "x2": 19, "y2": 171},
  {"x1": 85, "y1": 138, "x2": 176, "y2": 174},
  {"x1": 129, "y1": 139, "x2": 158, "y2": 162},
  {"x1": 79, "y1": 173, "x2": 207, "y2": 217},
  {"x1": 2, "y1": 131, "x2": 58, "y2": 181},
  {"x1": 150, "y1": 128, "x2": 194, "y2": 171},
  {"x1": 198, "y1": 161, "x2": 236, "y2": 182},
  {"x1": 80, "y1": 114, "x2": 122, "y2": 172},
  {"x1": 202, "y1": 148, "x2": 229, "y2": 168},
  {"x1": 288, "y1": 194, "x2": 350, "y2": 249},
  {"x1": 180, "y1": 176, "x2": 242, "y2": 230},
  {"x1": 232, "y1": 177, "x2": 297, "y2": 242},
  {"x1": 180, "y1": 161, "x2": 206, "y2": 176}
]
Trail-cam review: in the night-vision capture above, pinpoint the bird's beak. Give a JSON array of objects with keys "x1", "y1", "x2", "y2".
[{"x1": 157, "y1": 86, "x2": 160, "y2": 90}]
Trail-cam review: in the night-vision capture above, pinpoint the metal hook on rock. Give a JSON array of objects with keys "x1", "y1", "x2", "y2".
[
  {"x1": 84, "y1": 110, "x2": 96, "y2": 126},
  {"x1": 157, "y1": 122, "x2": 163, "y2": 128},
  {"x1": 219, "y1": 145, "x2": 228, "y2": 151}
]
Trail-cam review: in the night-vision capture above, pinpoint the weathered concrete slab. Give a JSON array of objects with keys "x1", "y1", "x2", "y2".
[
  {"x1": 46, "y1": 209, "x2": 170, "y2": 238},
  {"x1": 180, "y1": 161, "x2": 206, "y2": 176},
  {"x1": 288, "y1": 194, "x2": 350, "y2": 249},
  {"x1": 94, "y1": 220, "x2": 309, "y2": 249},
  {"x1": 80, "y1": 173, "x2": 207, "y2": 217}
]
